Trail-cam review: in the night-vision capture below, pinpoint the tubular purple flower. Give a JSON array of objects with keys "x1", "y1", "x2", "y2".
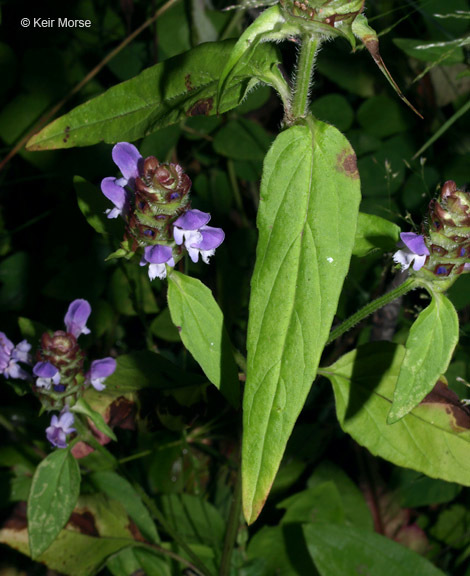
[
  {"x1": 101, "y1": 142, "x2": 142, "y2": 219},
  {"x1": 34, "y1": 361, "x2": 61, "y2": 390},
  {"x1": 46, "y1": 408, "x2": 75, "y2": 449},
  {"x1": 0, "y1": 332, "x2": 32, "y2": 380},
  {"x1": 393, "y1": 232, "x2": 429, "y2": 271},
  {"x1": 187, "y1": 226, "x2": 225, "y2": 264},
  {"x1": 87, "y1": 357, "x2": 116, "y2": 391},
  {"x1": 64, "y1": 299, "x2": 91, "y2": 338},
  {"x1": 173, "y1": 209, "x2": 211, "y2": 246},
  {"x1": 140, "y1": 244, "x2": 175, "y2": 281}
]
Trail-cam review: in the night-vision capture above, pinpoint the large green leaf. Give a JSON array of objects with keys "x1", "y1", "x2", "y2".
[
  {"x1": 167, "y1": 270, "x2": 239, "y2": 407},
  {"x1": 26, "y1": 40, "x2": 283, "y2": 151},
  {"x1": 388, "y1": 292, "x2": 459, "y2": 423},
  {"x1": 243, "y1": 118, "x2": 361, "y2": 524},
  {"x1": 323, "y1": 342, "x2": 470, "y2": 486},
  {"x1": 28, "y1": 449, "x2": 81, "y2": 559},
  {"x1": 303, "y1": 523, "x2": 446, "y2": 576}
]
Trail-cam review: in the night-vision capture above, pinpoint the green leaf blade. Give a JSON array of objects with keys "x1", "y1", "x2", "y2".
[
  {"x1": 388, "y1": 292, "x2": 459, "y2": 423},
  {"x1": 167, "y1": 271, "x2": 239, "y2": 407},
  {"x1": 243, "y1": 119, "x2": 361, "y2": 524},
  {"x1": 28, "y1": 449, "x2": 81, "y2": 559}
]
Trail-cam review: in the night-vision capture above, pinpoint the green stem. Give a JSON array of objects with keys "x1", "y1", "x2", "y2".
[
  {"x1": 292, "y1": 35, "x2": 318, "y2": 119},
  {"x1": 219, "y1": 466, "x2": 242, "y2": 576},
  {"x1": 227, "y1": 159, "x2": 249, "y2": 227},
  {"x1": 326, "y1": 276, "x2": 417, "y2": 345}
]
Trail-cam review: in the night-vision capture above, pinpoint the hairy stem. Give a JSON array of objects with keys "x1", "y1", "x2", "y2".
[
  {"x1": 291, "y1": 35, "x2": 319, "y2": 120},
  {"x1": 326, "y1": 276, "x2": 418, "y2": 345}
]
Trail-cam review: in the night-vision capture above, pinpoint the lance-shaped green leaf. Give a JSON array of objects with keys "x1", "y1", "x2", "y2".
[
  {"x1": 26, "y1": 40, "x2": 283, "y2": 151},
  {"x1": 352, "y1": 13, "x2": 423, "y2": 118},
  {"x1": 388, "y1": 291, "x2": 459, "y2": 423},
  {"x1": 28, "y1": 449, "x2": 81, "y2": 559},
  {"x1": 322, "y1": 342, "x2": 470, "y2": 486},
  {"x1": 167, "y1": 270, "x2": 239, "y2": 408},
  {"x1": 243, "y1": 118, "x2": 361, "y2": 524},
  {"x1": 217, "y1": 5, "x2": 297, "y2": 110},
  {"x1": 72, "y1": 398, "x2": 117, "y2": 442}
]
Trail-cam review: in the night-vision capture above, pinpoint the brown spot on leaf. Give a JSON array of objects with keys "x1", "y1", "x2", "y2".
[
  {"x1": 421, "y1": 379, "x2": 470, "y2": 431},
  {"x1": 68, "y1": 510, "x2": 99, "y2": 536},
  {"x1": 186, "y1": 98, "x2": 214, "y2": 117},
  {"x1": 337, "y1": 150, "x2": 359, "y2": 179}
]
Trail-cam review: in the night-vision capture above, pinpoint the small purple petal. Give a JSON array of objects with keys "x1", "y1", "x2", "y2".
[
  {"x1": 0, "y1": 332, "x2": 14, "y2": 354},
  {"x1": 33, "y1": 362, "x2": 59, "y2": 379},
  {"x1": 112, "y1": 142, "x2": 142, "y2": 182},
  {"x1": 64, "y1": 299, "x2": 91, "y2": 338},
  {"x1": 173, "y1": 209, "x2": 211, "y2": 232},
  {"x1": 12, "y1": 340, "x2": 32, "y2": 365},
  {"x1": 101, "y1": 177, "x2": 128, "y2": 218},
  {"x1": 142, "y1": 244, "x2": 174, "y2": 265},
  {"x1": 91, "y1": 358, "x2": 116, "y2": 380},
  {"x1": 191, "y1": 226, "x2": 225, "y2": 251},
  {"x1": 400, "y1": 232, "x2": 429, "y2": 256}
]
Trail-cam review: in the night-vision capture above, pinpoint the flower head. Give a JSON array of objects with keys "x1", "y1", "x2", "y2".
[
  {"x1": 46, "y1": 408, "x2": 76, "y2": 449},
  {"x1": 33, "y1": 361, "x2": 61, "y2": 391},
  {"x1": 140, "y1": 244, "x2": 175, "y2": 280},
  {"x1": 0, "y1": 332, "x2": 32, "y2": 380},
  {"x1": 393, "y1": 232, "x2": 429, "y2": 271},
  {"x1": 64, "y1": 299, "x2": 91, "y2": 338},
  {"x1": 101, "y1": 142, "x2": 142, "y2": 219},
  {"x1": 87, "y1": 357, "x2": 116, "y2": 391}
]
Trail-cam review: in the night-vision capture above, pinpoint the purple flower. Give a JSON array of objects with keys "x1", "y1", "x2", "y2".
[
  {"x1": 64, "y1": 299, "x2": 91, "y2": 338},
  {"x1": 173, "y1": 209, "x2": 211, "y2": 247},
  {"x1": 0, "y1": 332, "x2": 32, "y2": 380},
  {"x1": 187, "y1": 226, "x2": 225, "y2": 264},
  {"x1": 173, "y1": 209, "x2": 224, "y2": 264},
  {"x1": 140, "y1": 244, "x2": 175, "y2": 280},
  {"x1": 393, "y1": 232, "x2": 429, "y2": 271},
  {"x1": 46, "y1": 408, "x2": 75, "y2": 449},
  {"x1": 33, "y1": 362, "x2": 61, "y2": 391},
  {"x1": 101, "y1": 142, "x2": 142, "y2": 219},
  {"x1": 87, "y1": 357, "x2": 116, "y2": 391}
]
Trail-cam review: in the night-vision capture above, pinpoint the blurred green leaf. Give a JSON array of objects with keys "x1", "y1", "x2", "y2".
[
  {"x1": 150, "y1": 307, "x2": 181, "y2": 342},
  {"x1": 105, "y1": 350, "x2": 205, "y2": 392},
  {"x1": 394, "y1": 37, "x2": 466, "y2": 65},
  {"x1": 0, "y1": 252, "x2": 30, "y2": 311},
  {"x1": 90, "y1": 470, "x2": 159, "y2": 543},
  {"x1": 353, "y1": 212, "x2": 400, "y2": 257},
  {"x1": 303, "y1": 523, "x2": 446, "y2": 575},
  {"x1": 311, "y1": 94, "x2": 354, "y2": 132},
  {"x1": 278, "y1": 482, "x2": 345, "y2": 525},
  {"x1": 357, "y1": 96, "x2": 409, "y2": 139},
  {"x1": 213, "y1": 118, "x2": 272, "y2": 161}
]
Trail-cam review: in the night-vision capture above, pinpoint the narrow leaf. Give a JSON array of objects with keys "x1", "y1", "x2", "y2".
[
  {"x1": 323, "y1": 342, "x2": 470, "y2": 486},
  {"x1": 167, "y1": 271, "x2": 239, "y2": 407},
  {"x1": 72, "y1": 398, "x2": 117, "y2": 442},
  {"x1": 243, "y1": 118, "x2": 361, "y2": 523},
  {"x1": 303, "y1": 523, "x2": 446, "y2": 576},
  {"x1": 28, "y1": 449, "x2": 81, "y2": 559},
  {"x1": 26, "y1": 41, "x2": 282, "y2": 151},
  {"x1": 388, "y1": 292, "x2": 459, "y2": 423}
]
